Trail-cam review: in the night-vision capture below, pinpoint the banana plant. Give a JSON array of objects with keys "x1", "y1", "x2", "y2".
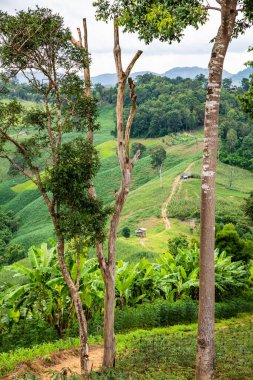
[{"x1": 0, "y1": 243, "x2": 68, "y2": 337}]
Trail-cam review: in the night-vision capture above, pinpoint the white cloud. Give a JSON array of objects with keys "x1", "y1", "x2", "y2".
[{"x1": 1, "y1": 0, "x2": 252, "y2": 75}]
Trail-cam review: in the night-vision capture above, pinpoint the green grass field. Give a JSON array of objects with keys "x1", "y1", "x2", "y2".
[
  {"x1": 0, "y1": 314, "x2": 252, "y2": 379},
  {"x1": 0, "y1": 103, "x2": 253, "y2": 259}
]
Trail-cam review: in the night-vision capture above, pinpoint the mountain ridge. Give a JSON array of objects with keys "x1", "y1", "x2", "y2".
[{"x1": 91, "y1": 66, "x2": 253, "y2": 86}]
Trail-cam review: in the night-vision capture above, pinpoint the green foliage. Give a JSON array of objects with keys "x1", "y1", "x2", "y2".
[
  {"x1": 0, "y1": 208, "x2": 25, "y2": 266},
  {"x1": 215, "y1": 224, "x2": 244, "y2": 258},
  {"x1": 243, "y1": 190, "x2": 253, "y2": 223},
  {"x1": 131, "y1": 142, "x2": 146, "y2": 157},
  {"x1": 122, "y1": 227, "x2": 130, "y2": 238},
  {"x1": 150, "y1": 145, "x2": 166, "y2": 170},
  {"x1": 94, "y1": 1, "x2": 208, "y2": 44},
  {"x1": 100, "y1": 316, "x2": 253, "y2": 380},
  {"x1": 0, "y1": 8, "x2": 88, "y2": 75},
  {"x1": 44, "y1": 138, "x2": 110, "y2": 242},
  {"x1": 215, "y1": 223, "x2": 253, "y2": 262},
  {"x1": 167, "y1": 234, "x2": 189, "y2": 256}
]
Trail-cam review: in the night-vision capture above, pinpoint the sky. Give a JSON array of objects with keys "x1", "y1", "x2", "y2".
[{"x1": 1, "y1": 0, "x2": 252, "y2": 76}]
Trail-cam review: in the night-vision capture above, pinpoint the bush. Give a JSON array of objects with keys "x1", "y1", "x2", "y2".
[
  {"x1": 122, "y1": 227, "x2": 130, "y2": 238},
  {"x1": 114, "y1": 296, "x2": 253, "y2": 332}
]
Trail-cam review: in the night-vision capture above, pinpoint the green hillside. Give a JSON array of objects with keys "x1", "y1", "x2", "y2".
[{"x1": 0, "y1": 104, "x2": 252, "y2": 261}]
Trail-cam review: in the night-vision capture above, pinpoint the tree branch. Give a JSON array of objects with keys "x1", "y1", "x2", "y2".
[
  {"x1": 125, "y1": 50, "x2": 143, "y2": 79},
  {"x1": 125, "y1": 78, "x2": 137, "y2": 161},
  {"x1": 0, "y1": 128, "x2": 27, "y2": 155},
  {"x1": 205, "y1": 6, "x2": 221, "y2": 11},
  {"x1": 2, "y1": 154, "x2": 36, "y2": 183}
]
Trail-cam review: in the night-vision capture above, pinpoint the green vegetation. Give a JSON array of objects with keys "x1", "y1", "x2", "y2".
[
  {"x1": 1, "y1": 315, "x2": 252, "y2": 379},
  {"x1": 96, "y1": 315, "x2": 253, "y2": 380}
]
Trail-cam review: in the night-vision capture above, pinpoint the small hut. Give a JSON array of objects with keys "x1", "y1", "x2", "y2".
[
  {"x1": 135, "y1": 228, "x2": 147, "y2": 238},
  {"x1": 180, "y1": 172, "x2": 192, "y2": 180}
]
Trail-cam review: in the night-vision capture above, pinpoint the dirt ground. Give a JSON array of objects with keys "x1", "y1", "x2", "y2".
[{"x1": 4, "y1": 346, "x2": 103, "y2": 380}]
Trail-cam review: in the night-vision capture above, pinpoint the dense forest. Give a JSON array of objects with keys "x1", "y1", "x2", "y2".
[{"x1": 95, "y1": 74, "x2": 253, "y2": 171}]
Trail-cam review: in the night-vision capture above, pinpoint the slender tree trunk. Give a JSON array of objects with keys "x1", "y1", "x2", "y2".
[
  {"x1": 57, "y1": 238, "x2": 89, "y2": 378},
  {"x1": 196, "y1": 2, "x2": 237, "y2": 379},
  {"x1": 95, "y1": 20, "x2": 142, "y2": 369},
  {"x1": 103, "y1": 274, "x2": 116, "y2": 367}
]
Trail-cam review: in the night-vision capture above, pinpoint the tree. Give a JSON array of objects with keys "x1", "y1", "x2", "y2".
[
  {"x1": 131, "y1": 142, "x2": 146, "y2": 157},
  {"x1": 122, "y1": 227, "x2": 131, "y2": 238},
  {"x1": 0, "y1": 9, "x2": 109, "y2": 377},
  {"x1": 94, "y1": 1, "x2": 253, "y2": 378},
  {"x1": 215, "y1": 224, "x2": 243, "y2": 259},
  {"x1": 244, "y1": 191, "x2": 253, "y2": 223},
  {"x1": 150, "y1": 145, "x2": 166, "y2": 187},
  {"x1": 72, "y1": 16, "x2": 142, "y2": 368}
]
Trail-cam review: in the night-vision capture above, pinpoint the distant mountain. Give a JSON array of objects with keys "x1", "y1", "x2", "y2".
[
  {"x1": 162, "y1": 66, "x2": 232, "y2": 80},
  {"x1": 16, "y1": 66, "x2": 252, "y2": 87},
  {"x1": 91, "y1": 66, "x2": 236, "y2": 86},
  {"x1": 91, "y1": 71, "x2": 156, "y2": 87},
  {"x1": 230, "y1": 67, "x2": 253, "y2": 85}
]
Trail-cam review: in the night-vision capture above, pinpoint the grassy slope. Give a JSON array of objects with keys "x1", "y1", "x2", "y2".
[
  {"x1": 0, "y1": 104, "x2": 253, "y2": 260},
  {"x1": 0, "y1": 314, "x2": 252, "y2": 379}
]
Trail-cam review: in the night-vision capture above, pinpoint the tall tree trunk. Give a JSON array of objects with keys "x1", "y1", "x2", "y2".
[
  {"x1": 196, "y1": 2, "x2": 237, "y2": 379},
  {"x1": 57, "y1": 238, "x2": 89, "y2": 378},
  {"x1": 103, "y1": 273, "x2": 116, "y2": 367}
]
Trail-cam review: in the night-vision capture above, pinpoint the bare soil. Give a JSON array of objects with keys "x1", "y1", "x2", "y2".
[
  {"x1": 161, "y1": 162, "x2": 195, "y2": 230},
  {"x1": 4, "y1": 346, "x2": 103, "y2": 380}
]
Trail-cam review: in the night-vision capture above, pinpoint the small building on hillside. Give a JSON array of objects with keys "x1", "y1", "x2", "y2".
[
  {"x1": 180, "y1": 172, "x2": 192, "y2": 180},
  {"x1": 135, "y1": 228, "x2": 147, "y2": 238}
]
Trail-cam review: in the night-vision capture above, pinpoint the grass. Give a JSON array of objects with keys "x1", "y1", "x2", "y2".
[
  {"x1": 96, "y1": 315, "x2": 253, "y2": 380},
  {"x1": 1, "y1": 315, "x2": 252, "y2": 379}
]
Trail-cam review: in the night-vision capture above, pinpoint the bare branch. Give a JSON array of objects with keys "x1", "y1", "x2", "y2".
[
  {"x1": 205, "y1": 6, "x2": 221, "y2": 11},
  {"x1": 83, "y1": 18, "x2": 91, "y2": 98},
  {"x1": 0, "y1": 128, "x2": 27, "y2": 155},
  {"x1": 2, "y1": 154, "x2": 36, "y2": 183},
  {"x1": 125, "y1": 50, "x2": 143, "y2": 79},
  {"x1": 125, "y1": 78, "x2": 137, "y2": 161},
  {"x1": 131, "y1": 150, "x2": 140, "y2": 166},
  {"x1": 96, "y1": 241, "x2": 108, "y2": 277},
  {"x1": 77, "y1": 27, "x2": 82, "y2": 47},
  {"x1": 71, "y1": 35, "x2": 81, "y2": 48},
  {"x1": 113, "y1": 17, "x2": 124, "y2": 80}
]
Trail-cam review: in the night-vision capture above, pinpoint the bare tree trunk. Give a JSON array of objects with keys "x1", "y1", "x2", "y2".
[
  {"x1": 196, "y1": 2, "x2": 237, "y2": 379},
  {"x1": 72, "y1": 17, "x2": 142, "y2": 369},
  {"x1": 57, "y1": 238, "x2": 89, "y2": 378},
  {"x1": 103, "y1": 273, "x2": 116, "y2": 367}
]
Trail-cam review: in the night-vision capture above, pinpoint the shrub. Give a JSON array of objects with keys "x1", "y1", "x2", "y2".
[{"x1": 122, "y1": 227, "x2": 131, "y2": 238}]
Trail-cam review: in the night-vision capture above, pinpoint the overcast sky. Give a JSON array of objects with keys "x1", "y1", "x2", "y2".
[{"x1": 1, "y1": 0, "x2": 252, "y2": 76}]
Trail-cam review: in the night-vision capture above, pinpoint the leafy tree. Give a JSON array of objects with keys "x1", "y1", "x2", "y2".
[
  {"x1": 131, "y1": 142, "x2": 146, "y2": 157},
  {"x1": 122, "y1": 227, "x2": 131, "y2": 238},
  {"x1": 150, "y1": 145, "x2": 166, "y2": 187},
  {"x1": 0, "y1": 8, "x2": 109, "y2": 376},
  {"x1": 151, "y1": 146, "x2": 166, "y2": 170},
  {"x1": 243, "y1": 191, "x2": 253, "y2": 223},
  {"x1": 168, "y1": 234, "x2": 189, "y2": 256},
  {"x1": 215, "y1": 224, "x2": 243, "y2": 259},
  {"x1": 222, "y1": 78, "x2": 232, "y2": 90}
]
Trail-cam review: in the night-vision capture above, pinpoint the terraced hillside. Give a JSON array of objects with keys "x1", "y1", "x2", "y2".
[{"x1": 0, "y1": 104, "x2": 253, "y2": 262}]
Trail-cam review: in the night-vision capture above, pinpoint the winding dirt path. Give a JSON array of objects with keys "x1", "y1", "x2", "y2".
[{"x1": 162, "y1": 162, "x2": 195, "y2": 230}]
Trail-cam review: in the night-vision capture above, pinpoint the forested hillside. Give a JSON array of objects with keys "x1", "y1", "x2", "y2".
[{"x1": 95, "y1": 74, "x2": 253, "y2": 171}]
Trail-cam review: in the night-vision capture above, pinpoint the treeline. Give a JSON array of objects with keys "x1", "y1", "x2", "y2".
[
  {"x1": 0, "y1": 80, "x2": 43, "y2": 102},
  {"x1": 95, "y1": 74, "x2": 253, "y2": 171},
  {"x1": 0, "y1": 209, "x2": 24, "y2": 266}
]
